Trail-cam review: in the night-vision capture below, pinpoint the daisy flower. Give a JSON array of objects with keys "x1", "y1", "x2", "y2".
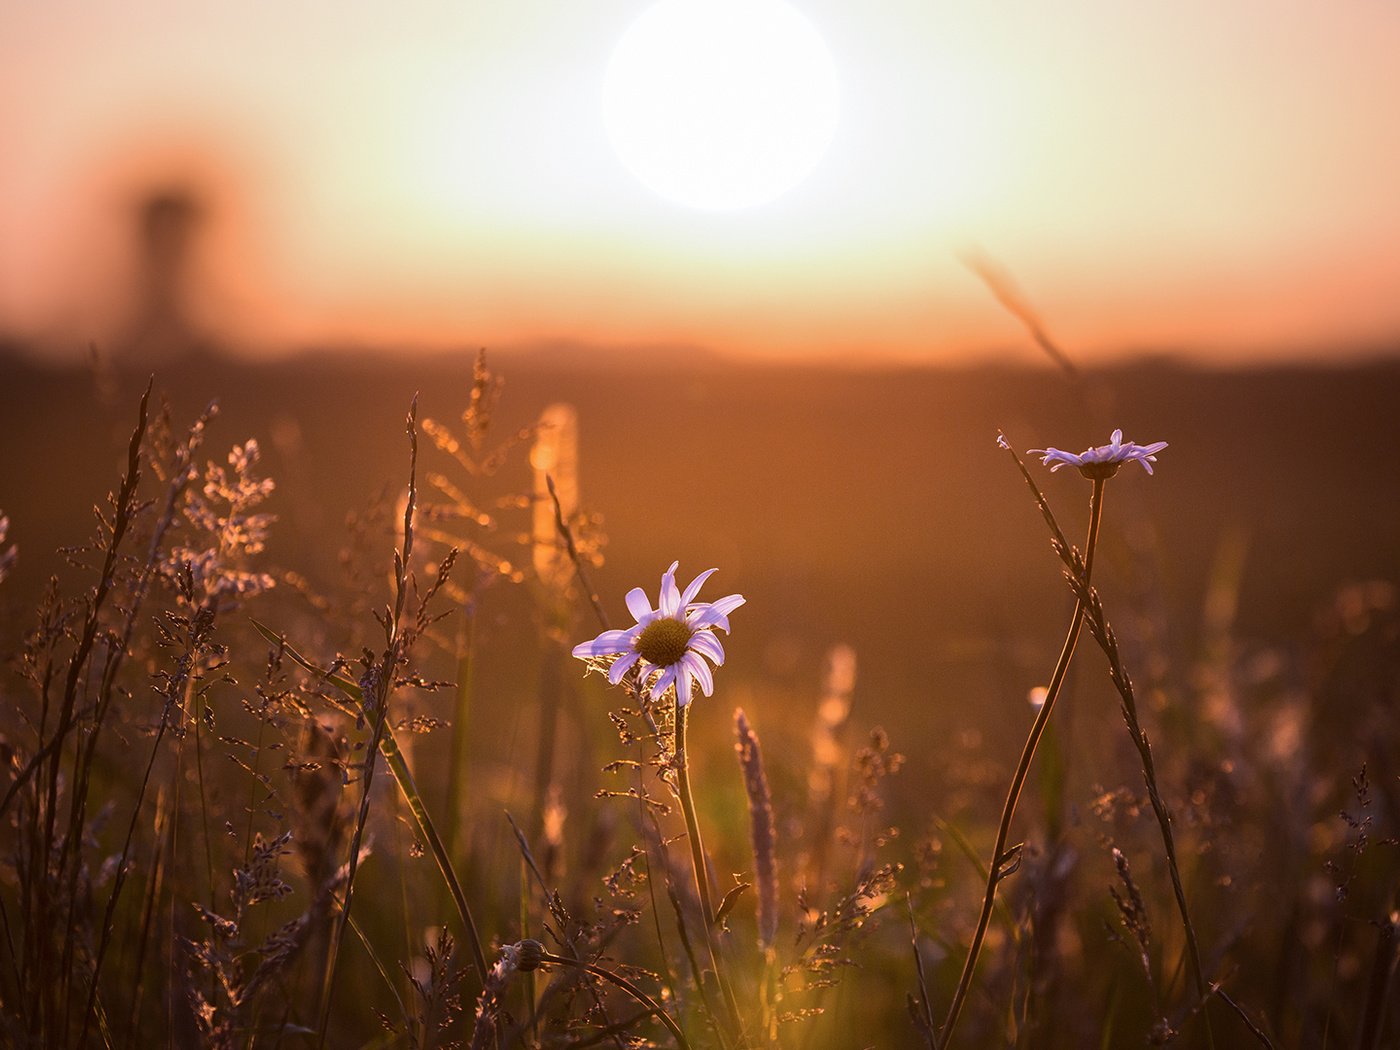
[
  {"x1": 572, "y1": 561, "x2": 744, "y2": 707},
  {"x1": 1027, "y1": 428, "x2": 1168, "y2": 479}
]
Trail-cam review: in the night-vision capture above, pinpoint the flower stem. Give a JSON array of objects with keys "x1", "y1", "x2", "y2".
[
  {"x1": 1078, "y1": 584, "x2": 1217, "y2": 1047},
  {"x1": 674, "y1": 700, "x2": 745, "y2": 1044},
  {"x1": 539, "y1": 950, "x2": 692, "y2": 1049},
  {"x1": 939, "y1": 477, "x2": 1106, "y2": 1047}
]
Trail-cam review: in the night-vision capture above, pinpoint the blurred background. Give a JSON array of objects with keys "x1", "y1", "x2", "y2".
[
  {"x1": 3, "y1": 0, "x2": 1400, "y2": 363},
  {"x1": 2, "y1": 1, "x2": 1399, "y2": 1044},
  {"x1": 2, "y1": 0, "x2": 1397, "y2": 789}
]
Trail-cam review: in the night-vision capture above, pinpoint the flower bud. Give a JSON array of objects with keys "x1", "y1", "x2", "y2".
[{"x1": 517, "y1": 938, "x2": 545, "y2": 972}]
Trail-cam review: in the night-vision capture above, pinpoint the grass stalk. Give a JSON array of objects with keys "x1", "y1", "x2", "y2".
[
  {"x1": 314, "y1": 398, "x2": 421, "y2": 1047},
  {"x1": 673, "y1": 699, "x2": 745, "y2": 1044},
  {"x1": 1032, "y1": 510, "x2": 1221, "y2": 1043},
  {"x1": 445, "y1": 598, "x2": 479, "y2": 867},
  {"x1": 504, "y1": 810, "x2": 631, "y2": 1049},
  {"x1": 314, "y1": 613, "x2": 394, "y2": 1041},
  {"x1": 1355, "y1": 899, "x2": 1397, "y2": 1050},
  {"x1": 253, "y1": 621, "x2": 490, "y2": 987},
  {"x1": 938, "y1": 475, "x2": 1105, "y2": 1047},
  {"x1": 537, "y1": 948, "x2": 692, "y2": 1050},
  {"x1": 1002, "y1": 443, "x2": 1245, "y2": 1048},
  {"x1": 122, "y1": 788, "x2": 172, "y2": 1049},
  {"x1": 530, "y1": 638, "x2": 563, "y2": 844}
]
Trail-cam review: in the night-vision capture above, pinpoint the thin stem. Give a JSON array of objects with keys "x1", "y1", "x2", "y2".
[
  {"x1": 539, "y1": 951, "x2": 691, "y2": 1050},
  {"x1": 674, "y1": 703, "x2": 717, "y2": 930},
  {"x1": 530, "y1": 640, "x2": 563, "y2": 843},
  {"x1": 251, "y1": 620, "x2": 491, "y2": 986},
  {"x1": 1090, "y1": 613, "x2": 1217, "y2": 1047},
  {"x1": 674, "y1": 700, "x2": 744, "y2": 1045},
  {"x1": 1022, "y1": 467, "x2": 1231, "y2": 1047},
  {"x1": 316, "y1": 396, "x2": 420, "y2": 1048},
  {"x1": 546, "y1": 474, "x2": 608, "y2": 630},
  {"x1": 1125, "y1": 687, "x2": 1209, "y2": 1009},
  {"x1": 445, "y1": 597, "x2": 478, "y2": 867},
  {"x1": 939, "y1": 477, "x2": 1105, "y2": 1047},
  {"x1": 1054, "y1": 543, "x2": 1220, "y2": 1046},
  {"x1": 315, "y1": 670, "x2": 394, "y2": 1046}
]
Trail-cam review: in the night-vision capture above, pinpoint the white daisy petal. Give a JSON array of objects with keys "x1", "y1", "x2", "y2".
[
  {"x1": 688, "y1": 630, "x2": 725, "y2": 665},
  {"x1": 684, "y1": 651, "x2": 714, "y2": 696},
  {"x1": 680, "y1": 567, "x2": 718, "y2": 607},
  {"x1": 651, "y1": 666, "x2": 677, "y2": 701},
  {"x1": 571, "y1": 628, "x2": 636, "y2": 658},
  {"x1": 608, "y1": 650, "x2": 641, "y2": 685},
  {"x1": 659, "y1": 566, "x2": 682, "y2": 617},
  {"x1": 686, "y1": 605, "x2": 730, "y2": 632},
  {"x1": 709, "y1": 594, "x2": 745, "y2": 616},
  {"x1": 625, "y1": 587, "x2": 653, "y2": 623},
  {"x1": 676, "y1": 668, "x2": 694, "y2": 707}
]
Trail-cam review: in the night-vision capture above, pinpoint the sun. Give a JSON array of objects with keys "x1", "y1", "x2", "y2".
[{"x1": 602, "y1": 0, "x2": 840, "y2": 212}]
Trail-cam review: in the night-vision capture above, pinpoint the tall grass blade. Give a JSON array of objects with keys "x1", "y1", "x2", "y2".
[{"x1": 251, "y1": 619, "x2": 489, "y2": 984}]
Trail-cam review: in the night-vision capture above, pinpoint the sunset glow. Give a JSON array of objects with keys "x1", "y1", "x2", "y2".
[
  {"x1": 1, "y1": 0, "x2": 1399, "y2": 361},
  {"x1": 603, "y1": 0, "x2": 840, "y2": 211}
]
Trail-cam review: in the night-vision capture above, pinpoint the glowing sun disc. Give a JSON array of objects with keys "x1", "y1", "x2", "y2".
[{"x1": 603, "y1": 0, "x2": 840, "y2": 211}]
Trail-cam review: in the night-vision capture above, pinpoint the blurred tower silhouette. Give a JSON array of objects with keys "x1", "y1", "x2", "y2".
[{"x1": 121, "y1": 185, "x2": 216, "y2": 362}]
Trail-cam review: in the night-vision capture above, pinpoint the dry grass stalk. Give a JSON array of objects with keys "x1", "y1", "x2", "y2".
[
  {"x1": 735, "y1": 708, "x2": 778, "y2": 951},
  {"x1": 531, "y1": 402, "x2": 579, "y2": 598}
]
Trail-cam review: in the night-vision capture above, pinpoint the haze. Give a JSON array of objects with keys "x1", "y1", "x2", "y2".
[{"x1": 2, "y1": 0, "x2": 1399, "y2": 363}]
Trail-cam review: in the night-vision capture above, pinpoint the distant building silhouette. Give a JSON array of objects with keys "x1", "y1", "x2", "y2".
[{"x1": 120, "y1": 185, "x2": 218, "y2": 363}]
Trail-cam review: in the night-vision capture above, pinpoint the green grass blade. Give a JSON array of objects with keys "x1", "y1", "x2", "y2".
[{"x1": 251, "y1": 619, "x2": 490, "y2": 983}]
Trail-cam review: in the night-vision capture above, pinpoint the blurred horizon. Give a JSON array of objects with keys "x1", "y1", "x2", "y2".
[
  {"x1": 3, "y1": 1, "x2": 1400, "y2": 365},
  {"x1": 3, "y1": 348, "x2": 1398, "y2": 772}
]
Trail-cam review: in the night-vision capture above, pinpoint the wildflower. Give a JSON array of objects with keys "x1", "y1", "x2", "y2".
[
  {"x1": 1026, "y1": 428, "x2": 1167, "y2": 479},
  {"x1": 572, "y1": 561, "x2": 743, "y2": 706}
]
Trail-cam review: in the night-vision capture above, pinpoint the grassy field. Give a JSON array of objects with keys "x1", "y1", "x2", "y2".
[{"x1": 0, "y1": 348, "x2": 1397, "y2": 1048}]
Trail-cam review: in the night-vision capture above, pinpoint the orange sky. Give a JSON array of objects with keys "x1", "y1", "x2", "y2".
[{"x1": 2, "y1": 0, "x2": 1399, "y2": 363}]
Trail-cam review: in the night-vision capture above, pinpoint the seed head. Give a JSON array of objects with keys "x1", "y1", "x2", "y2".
[{"x1": 637, "y1": 617, "x2": 693, "y2": 666}]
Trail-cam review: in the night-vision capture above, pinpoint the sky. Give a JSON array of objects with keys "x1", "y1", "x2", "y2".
[{"x1": 2, "y1": 0, "x2": 1399, "y2": 364}]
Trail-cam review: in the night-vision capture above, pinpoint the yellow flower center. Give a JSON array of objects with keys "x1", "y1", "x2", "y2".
[{"x1": 636, "y1": 617, "x2": 693, "y2": 666}]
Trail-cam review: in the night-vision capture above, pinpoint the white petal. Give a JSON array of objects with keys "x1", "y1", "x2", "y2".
[
  {"x1": 688, "y1": 630, "x2": 726, "y2": 666},
  {"x1": 1110, "y1": 429, "x2": 1123, "y2": 446},
  {"x1": 572, "y1": 629, "x2": 636, "y2": 658},
  {"x1": 710, "y1": 593, "x2": 745, "y2": 615},
  {"x1": 687, "y1": 605, "x2": 730, "y2": 632},
  {"x1": 680, "y1": 567, "x2": 718, "y2": 607},
  {"x1": 608, "y1": 650, "x2": 641, "y2": 685},
  {"x1": 659, "y1": 566, "x2": 682, "y2": 617},
  {"x1": 650, "y1": 665, "x2": 677, "y2": 701},
  {"x1": 683, "y1": 652, "x2": 714, "y2": 697},
  {"x1": 625, "y1": 587, "x2": 653, "y2": 623},
  {"x1": 676, "y1": 668, "x2": 694, "y2": 707}
]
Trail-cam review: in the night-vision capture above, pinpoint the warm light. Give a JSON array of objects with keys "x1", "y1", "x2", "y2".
[{"x1": 602, "y1": 0, "x2": 840, "y2": 212}]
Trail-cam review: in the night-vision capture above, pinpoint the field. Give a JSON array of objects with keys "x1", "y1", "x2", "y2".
[{"x1": 1, "y1": 348, "x2": 1397, "y2": 1048}]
